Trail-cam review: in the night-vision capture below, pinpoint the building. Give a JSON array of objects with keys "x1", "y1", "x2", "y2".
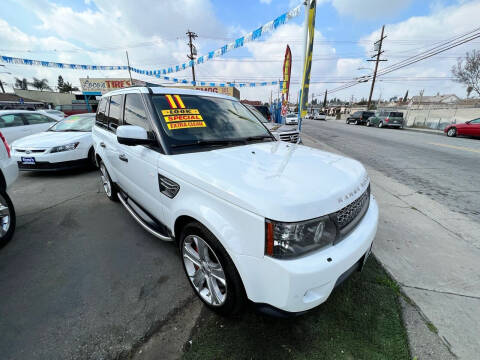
[
  {"x1": 411, "y1": 94, "x2": 460, "y2": 105},
  {"x1": 13, "y1": 89, "x2": 76, "y2": 107},
  {"x1": 171, "y1": 85, "x2": 240, "y2": 99},
  {"x1": 0, "y1": 93, "x2": 45, "y2": 110}
]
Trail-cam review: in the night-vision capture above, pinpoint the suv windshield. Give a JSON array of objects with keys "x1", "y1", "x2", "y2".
[
  {"x1": 49, "y1": 114, "x2": 95, "y2": 132},
  {"x1": 152, "y1": 94, "x2": 272, "y2": 149},
  {"x1": 246, "y1": 104, "x2": 268, "y2": 123}
]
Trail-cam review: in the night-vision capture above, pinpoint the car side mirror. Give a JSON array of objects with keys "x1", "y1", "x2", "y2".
[{"x1": 117, "y1": 125, "x2": 156, "y2": 146}]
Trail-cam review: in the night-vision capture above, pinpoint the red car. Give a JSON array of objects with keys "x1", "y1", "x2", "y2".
[{"x1": 444, "y1": 118, "x2": 480, "y2": 138}]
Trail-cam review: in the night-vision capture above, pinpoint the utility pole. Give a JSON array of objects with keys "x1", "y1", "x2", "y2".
[
  {"x1": 323, "y1": 90, "x2": 327, "y2": 108},
  {"x1": 125, "y1": 50, "x2": 133, "y2": 84},
  {"x1": 367, "y1": 25, "x2": 387, "y2": 110},
  {"x1": 186, "y1": 30, "x2": 198, "y2": 82}
]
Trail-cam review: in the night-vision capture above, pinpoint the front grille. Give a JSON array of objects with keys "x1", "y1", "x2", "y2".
[
  {"x1": 333, "y1": 185, "x2": 370, "y2": 232},
  {"x1": 279, "y1": 132, "x2": 299, "y2": 143},
  {"x1": 15, "y1": 149, "x2": 46, "y2": 153}
]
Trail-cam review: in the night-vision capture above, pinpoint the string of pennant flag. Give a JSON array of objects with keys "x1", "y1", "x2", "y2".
[{"x1": 0, "y1": 2, "x2": 302, "y2": 88}]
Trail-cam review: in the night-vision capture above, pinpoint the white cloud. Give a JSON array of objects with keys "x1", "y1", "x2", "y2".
[{"x1": 329, "y1": 0, "x2": 412, "y2": 19}]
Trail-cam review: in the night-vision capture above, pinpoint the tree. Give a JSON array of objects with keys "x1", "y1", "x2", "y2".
[
  {"x1": 30, "y1": 77, "x2": 52, "y2": 91},
  {"x1": 59, "y1": 81, "x2": 79, "y2": 93},
  {"x1": 57, "y1": 75, "x2": 65, "y2": 92},
  {"x1": 15, "y1": 77, "x2": 28, "y2": 90},
  {"x1": 451, "y1": 50, "x2": 480, "y2": 97}
]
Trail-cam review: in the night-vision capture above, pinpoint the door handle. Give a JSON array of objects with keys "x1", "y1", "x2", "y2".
[
  {"x1": 99, "y1": 142, "x2": 106, "y2": 148},
  {"x1": 119, "y1": 154, "x2": 128, "y2": 162}
]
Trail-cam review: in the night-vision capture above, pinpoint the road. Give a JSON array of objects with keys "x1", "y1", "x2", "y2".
[
  {"x1": 302, "y1": 120, "x2": 480, "y2": 223},
  {"x1": 0, "y1": 169, "x2": 192, "y2": 360}
]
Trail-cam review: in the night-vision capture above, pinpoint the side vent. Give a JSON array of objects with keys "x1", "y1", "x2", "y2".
[{"x1": 158, "y1": 174, "x2": 180, "y2": 198}]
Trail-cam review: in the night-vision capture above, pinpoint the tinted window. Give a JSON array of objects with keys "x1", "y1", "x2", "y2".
[
  {"x1": 124, "y1": 94, "x2": 150, "y2": 130},
  {"x1": 390, "y1": 112, "x2": 403, "y2": 117},
  {"x1": 246, "y1": 105, "x2": 268, "y2": 123},
  {"x1": 363, "y1": 112, "x2": 374, "y2": 117},
  {"x1": 96, "y1": 97, "x2": 109, "y2": 126},
  {"x1": 23, "y1": 113, "x2": 55, "y2": 124},
  {"x1": 107, "y1": 95, "x2": 122, "y2": 131},
  {"x1": 254, "y1": 105, "x2": 271, "y2": 119},
  {"x1": 0, "y1": 114, "x2": 25, "y2": 128},
  {"x1": 470, "y1": 118, "x2": 480, "y2": 124}
]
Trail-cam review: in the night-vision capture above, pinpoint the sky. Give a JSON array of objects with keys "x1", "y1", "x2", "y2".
[{"x1": 1, "y1": 0, "x2": 479, "y2": 103}]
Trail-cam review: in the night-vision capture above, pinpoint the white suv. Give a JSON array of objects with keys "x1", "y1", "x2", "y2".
[
  {"x1": 0, "y1": 131, "x2": 18, "y2": 247},
  {"x1": 93, "y1": 87, "x2": 378, "y2": 316}
]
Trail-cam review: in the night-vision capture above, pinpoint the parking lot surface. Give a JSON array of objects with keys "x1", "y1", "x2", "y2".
[{"x1": 0, "y1": 170, "x2": 191, "y2": 360}]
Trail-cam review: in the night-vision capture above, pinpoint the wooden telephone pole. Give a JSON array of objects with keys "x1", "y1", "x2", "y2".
[
  {"x1": 186, "y1": 30, "x2": 198, "y2": 82},
  {"x1": 367, "y1": 25, "x2": 387, "y2": 110}
]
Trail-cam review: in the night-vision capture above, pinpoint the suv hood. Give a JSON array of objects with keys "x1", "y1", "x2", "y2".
[{"x1": 163, "y1": 141, "x2": 369, "y2": 222}]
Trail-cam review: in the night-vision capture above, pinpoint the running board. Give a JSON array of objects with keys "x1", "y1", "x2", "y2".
[{"x1": 117, "y1": 193, "x2": 174, "y2": 242}]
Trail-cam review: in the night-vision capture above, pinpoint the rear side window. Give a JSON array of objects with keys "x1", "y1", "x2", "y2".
[
  {"x1": 364, "y1": 112, "x2": 374, "y2": 118},
  {"x1": 124, "y1": 94, "x2": 150, "y2": 130},
  {"x1": 22, "y1": 113, "x2": 54, "y2": 124},
  {"x1": 0, "y1": 114, "x2": 25, "y2": 128},
  {"x1": 107, "y1": 95, "x2": 123, "y2": 132},
  {"x1": 96, "y1": 97, "x2": 108, "y2": 127}
]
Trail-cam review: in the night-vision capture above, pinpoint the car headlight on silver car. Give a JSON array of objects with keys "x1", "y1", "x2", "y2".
[
  {"x1": 265, "y1": 216, "x2": 337, "y2": 259},
  {"x1": 50, "y1": 142, "x2": 80, "y2": 153}
]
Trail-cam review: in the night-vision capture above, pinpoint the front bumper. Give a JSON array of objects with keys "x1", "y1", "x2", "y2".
[
  {"x1": 17, "y1": 158, "x2": 89, "y2": 171},
  {"x1": 235, "y1": 196, "x2": 379, "y2": 313}
]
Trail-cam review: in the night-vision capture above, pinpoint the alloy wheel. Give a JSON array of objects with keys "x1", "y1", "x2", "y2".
[
  {"x1": 0, "y1": 194, "x2": 11, "y2": 238},
  {"x1": 182, "y1": 235, "x2": 227, "y2": 306},
  {"x1": 447, "y1": 128, "x2": 456, "y2": 137},
  {"x1": 366, "y1": 121, "x2": 370, "y2": 127},
  {"x1": 100, "y1": 163, "x2": 112, "y2": 197}
]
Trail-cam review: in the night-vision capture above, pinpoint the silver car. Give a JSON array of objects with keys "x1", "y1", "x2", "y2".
[{"x1": 245, "y1": 104, "x2": 300, "y2": 143}]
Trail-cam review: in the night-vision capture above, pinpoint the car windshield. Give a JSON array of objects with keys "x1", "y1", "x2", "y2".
[
  {"x1": 152, "y1": 94, "x2": 272, "y2": 149},
  {"x1": 246, "y1": 105, "x2": 268, "y2": 123},
  {"x1": 49, "y1": 114, "x2": 95, "y2": 132}
]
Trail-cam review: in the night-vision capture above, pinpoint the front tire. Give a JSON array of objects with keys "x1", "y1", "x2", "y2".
[
  {"x1": 88, "y1": 148, "x2": 98, "y2": 169},
  {"x1": 378, "y1": 121, "x2": 383, "y2": 128},
  {"x1": 0, "y1": 190, "x2": 16, "y2": 248},
  {"x1": 99, "y1": 161, "x2": 118, "y2": 201},
  {"x1": 180, "y1": 222, "x2": 246, "y2": 316},
  {"x1": 447, "y1": 127, "x2": 457, "y2": 137}
]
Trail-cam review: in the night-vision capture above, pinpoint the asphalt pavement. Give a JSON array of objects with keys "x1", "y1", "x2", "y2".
[
  {"x1": 0, "y1": 169, "x2": 193, "y2": 360},
  {"x1": 302, "y1": 119, "x2": 480, "y2": 223},
  {"x1": 301, "y1": 119, "x2": 480, "y2": 359}
]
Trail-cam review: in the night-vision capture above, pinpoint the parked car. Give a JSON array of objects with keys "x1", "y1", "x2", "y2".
[
  {"x1": 313, "y1": 112, "x2": 326, "y2": 121},
  {"x1": 0, "y1": 130, "x2": 18, "y2": 248},
  {"x1": 444, "y1": 118, "x2": 480, "y2": 137},
  {"x1": 11, "y1": 113, "x2": 97, "y2": 171},
  {"x1": 92, "y1": 87, "x2": 378, "y2": 316},
  {"x1": 366, "y1": 111, "x2": 404, "y2": 128},
  {"x1": 37, "y1": 109, "x2": 66, "y2": 121},
  {"x1": 346, "y1": 111, "x2": 374, "y2": 125},
  {"x1": 54, "y1": 104, "x2": 93, "y2": 116},
  {"x1": 253, "y1": 105, "x2": 272, "y2": 122},
  {"x1": 245, "y1": 104, "x2": 300, "y2": 143},
  {"x1": 304, "y1": 113, "x2": 313, "y2": 120},
  {"x1": 285, "y1": 113, "x2": 298, "y2": 125},
  {"x1": 0, "y1": 110, "x2": 57, "y2": 143}
]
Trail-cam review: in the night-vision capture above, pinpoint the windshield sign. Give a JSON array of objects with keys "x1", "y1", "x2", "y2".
[
  {"x1": 152, "y1": 94, "x2": 271, "y2": 146},
  {"x1": 50, "y1": 115, "x2": 95, "y2": 132}
]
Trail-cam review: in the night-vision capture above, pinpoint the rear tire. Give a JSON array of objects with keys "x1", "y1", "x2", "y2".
[
  {"x1": 180, "y1": 222, "x2": 246, "y2": 316},
  {"x1": 366, "y1": 120, "x2": 371, "y2": 127},
  {"x1": 99, "y1": 161, "x2": 118, "y2": 201},
  {"x1": 447, "y1": 127, "x2": 457, "y2": 137},
  {"x1": 0, "y1": 190, "x2": 16, "y2": 248},
  {"x1": 378, "y1": 121, "x2": 383, "y2": 128}
]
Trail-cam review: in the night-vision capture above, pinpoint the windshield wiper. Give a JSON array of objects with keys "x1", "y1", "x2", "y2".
[
  {"x1": 171, "y1": 139, "x2": 246, "y2": 148},
  {"x1": 244, "y1": 135, "x2": 273, "y2": 142}
]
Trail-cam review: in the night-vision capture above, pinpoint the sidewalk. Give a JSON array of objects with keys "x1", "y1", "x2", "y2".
[
  {"x1": 302, "y1": 134, "x2": 480, "y2": 359},
  {"x1": 402, "y1": 127, "x2": 444, "y2": 136}
]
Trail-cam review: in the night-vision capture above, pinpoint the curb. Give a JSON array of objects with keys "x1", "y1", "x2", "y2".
[{"x1": 402, "y1": 128, "x2": 444, "y2": 136}]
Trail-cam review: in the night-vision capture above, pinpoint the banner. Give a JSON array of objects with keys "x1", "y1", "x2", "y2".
[
  {"x1": 0, "y1": 3, "x2": 302, "y2": 77},
  {"x1": 151, "y1": 74, "x2": 281, "y2": 88},
  {"x1": 299, "y1": 0, "x2": 316, "y2": 119},
  {"x1": 281, "y1": 45, "x2": 292, "y2": 101}
]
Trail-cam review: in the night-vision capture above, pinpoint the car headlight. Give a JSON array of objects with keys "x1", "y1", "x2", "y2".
[
  {"x1": 265, "y1": 216, "x2": 337, "y2": 259},
  {"x1": 50, "y1": 142, "x2": 80, "y2": 153}
]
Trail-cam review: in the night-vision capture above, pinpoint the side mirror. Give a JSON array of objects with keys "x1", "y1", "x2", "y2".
[{"x1": 117, "y1": 125, "x2": 156, "y2": 146}]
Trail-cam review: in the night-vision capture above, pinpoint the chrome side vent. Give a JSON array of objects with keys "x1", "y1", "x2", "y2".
[{"x1": 158, "y1": 174, "x2": 180, "y2": 198}]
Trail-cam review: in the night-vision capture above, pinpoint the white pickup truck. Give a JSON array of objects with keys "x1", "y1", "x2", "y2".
[{"x1": 92, "y1": 87, "x2": 378, "y2": 316}]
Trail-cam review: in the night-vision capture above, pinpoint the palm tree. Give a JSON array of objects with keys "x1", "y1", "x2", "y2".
[
  {"x1": 60, "y1": 81, "x2": 79, "y2": 93},
  {"x1": 30, "y1": 77, "x2": 52, "y2": 91},
  {"x1": 14, "y1": 77, "x2": 28, "y2": 90}
]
